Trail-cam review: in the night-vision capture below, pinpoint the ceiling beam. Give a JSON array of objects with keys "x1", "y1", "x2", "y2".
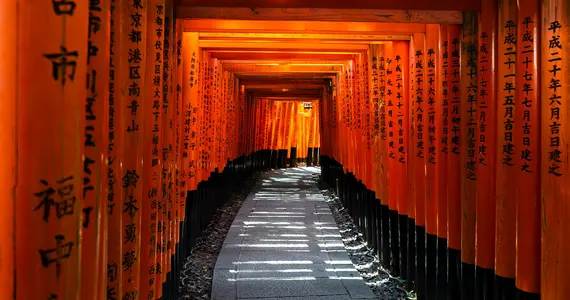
[
  {"x1": 200, "y1": 41, "x2": 369, "y2": 51},
  {"x1": 224, "y1": 63, "x2": 343, "y2": 73},
  {"x1": 245, "y1": 82, "x2": 325, "y2": 91},
  {"x1": 175, "y1": 0, "x2": 480, "y2": 12},
  {"x1": 209, "y1": 51, "x2": 357, "y2": 60},
  {"x1": 183, "y1": 19, "x2": 426, "y2": 34},
  {"x1": 177, "y1": 7, "x2": 463, "y2": 24},
  {"x1": 199, "y1": 32, "x2": 411, "y2": 41}
]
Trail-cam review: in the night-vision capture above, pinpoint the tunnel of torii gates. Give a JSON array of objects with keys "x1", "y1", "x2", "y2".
[{"x1": 2, "y1": 0, "x2": 570, "y2": 299}]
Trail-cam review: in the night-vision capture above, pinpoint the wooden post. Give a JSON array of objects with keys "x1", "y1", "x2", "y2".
[
  {"x1": 475, "y1": 0, "x2": 497, "y2": 297},
  {"x1": 460, "y1": 11, "x2": 478, "y2": 300},
  {"x1": 425, "y1": 24, "x2": 439, "y2": 299},
  {"x1": 436, "y1": 24, "x2": 450, "y2": 300},
  {"x1": 446, "y1": 24, "x2": 462, "y2": 300},
  {"x1": 0, "y1": 0, "x2": 16, "y2": 298},
  {"x1": 411, "y1": 33, "x2": 427, "y2": 300},
  {"x1": 541, "y1": 0, "x2": 570, "y2": 298},
  {"x1": 514, "y1": 0, "x2": 541, "y2": 297},
  {"x1": 394, "y1": 41, "x2": 410, "y2": 282},
  {"x1": 495, "y1": 0, "x2": 518, "y2": 297},
  {"x1": 15, "y1": 0, "x2": 88, "y2": 299},
  {"x1": 82, "y1": 0, "x2": 111, "y2": 298}
]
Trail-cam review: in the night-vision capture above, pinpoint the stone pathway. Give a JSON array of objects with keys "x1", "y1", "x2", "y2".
[{"x1": 211, "y1": 167, "x2": 376, "y2": 300}]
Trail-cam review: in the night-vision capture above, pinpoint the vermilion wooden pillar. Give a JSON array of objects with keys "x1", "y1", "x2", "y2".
[
  {"x1": 515, "y1": 0, "x2": 541, "y2": 298},
  {"x1": 394, "y1": 41, "x2": 410, "y2": 282},
  {"x1": 0, "y1": 0, "x2": 16, "y2": 298},
  {"x1": 411, "y1": 33, "x2": 427, "y2": 300},
  {"x1": 183, "y1": 33, "x2": 200, "y2": 191},
  {"x1": 460, "y1": 11, "x2": 478, "y2": 300},
  {"x1": 120, "y1": 0, "x2": 147, "y2": 298},
  {"x1": 424, "y1": 24, "x2": 439, "y2": 300},
  {"x1": 15, "y1": 0, "x2": 88, "y2": 299},
  {"x1": 141, "y1": 1, "x2": 164, "y2": 299},
  {"x1": 406, "y1": 39, "x2": 417, "y2": 288},
  {"x1": 446, "y1": 24, "x2": 462, "y2": 300},
  {"x1": 475, "y1": 0, "x2": 497, "y2": 297},
  {"x1": 436, "y1": 24, "x2": 450, "y2": 300},
  {"x1": 495, "y1": 0, "x2": 518, "y2": 298},
  {"x1": 107, "y1": 0, "x2": 124, "y2": 296},
  {"x1": 82, "y1": 0, "x2": 110, "y2": 298},
  {"x1": 541, "y1": 0, "x2": 570, "y2": 299},
  {"x1": 385, "y1": 42, "x2": 400, "y2": 276}
]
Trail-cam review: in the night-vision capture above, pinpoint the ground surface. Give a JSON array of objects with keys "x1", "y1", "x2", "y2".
[
  {"x1": 180, "y1": 167, "x2": 409, "y2": 300},
  {"x1": 210, "y1": 167, "x2": 377, "y2": 300}
]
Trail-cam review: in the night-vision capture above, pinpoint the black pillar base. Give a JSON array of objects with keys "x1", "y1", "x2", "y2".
[
  {"x1": 307, "y1": 147, "x2": 313, "y2": 166},
  {"x1": 407, "y1": 218, "x2": 416, "y2": 290},
  {"x1": 399, "y1": 214, "x2": 408, "y2": 281},
  {"x1": 290, "y1": 147, "x2": 297, "y2": 167},
  {"x1": 271, "y1": 150, "x2": 278, "y2": 168},
  {"x1": 475, "y1": 266, "x2": 495, "y2": 300},
  {"x1": 416, "y1": 226, "x2": 426, "y2": 300},
  {"x1": 515, "y1": 288, "x2": 540, "y2": 300},
  {"x1": 426, "y1": 233, "x2": 437, "y2": 299},
  {"x1": 381, "y1": 204, "x2": 391, "y2": 268},
  {"x1": 448, "y1": 248, "x2": 461, "y2": 300},
  {"x1": 390, "y1": 209, "x2": 400, "y2": 276},
  {"x1": 376, "y1": 200, "x2": 383, "y2": 261},
  {"x1": 314, "y1": 148, "x2": 320, "y2": 165},
  {"x1": 494, "y1": 274, "x2": 516, "y2": 300},
  {"x1": 461, "y1": 262, "x2": 476, "y2": 300},
  {"x1": 437, "y1": 237, "x2": 448, "y2": 300}
]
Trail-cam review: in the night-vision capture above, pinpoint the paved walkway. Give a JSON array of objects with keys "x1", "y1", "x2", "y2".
[{"x1": 211, "y1": 167, "x2": 376, "y2": 300}]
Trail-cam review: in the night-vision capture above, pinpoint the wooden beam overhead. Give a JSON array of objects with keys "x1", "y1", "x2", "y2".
[
  {"x1": 245, "y1": 84, "x2": 325, "y2": 89},
  {"x1": 182, "y1": 19, "x2": 426, "y2": 34},
  {"x1": 175, "y1": 0, "x2": 480, "y2": 12},
  {"x1": 177, "y1": 7, "x2": 463, "y2": 24},
  {"x1": 241, "y1": 78, "x2": 327, "y2": 85},
  {"x1": 225, "y1": 63, "x2": 342, "y2": 73},
  {"x1": 220, "y1": 60, "x2": 346, "y2": 65},
  {"x1": 199, "y1": 32, "x2": 411, "y2": 41},
  {"x1": 209, "y1": 51, "x2": 357, "y2": 60},
  {"x1": 200, "y1": 40, "x2": 370, "y2": 51}
]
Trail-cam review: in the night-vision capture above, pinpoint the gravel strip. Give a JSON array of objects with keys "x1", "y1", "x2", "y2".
[
  {"x1": 178, "y1": 172, "x2": 261, "y2": 300},
  {"x1": 314, "y1": 174, "x2": 414, "y2": 300}
]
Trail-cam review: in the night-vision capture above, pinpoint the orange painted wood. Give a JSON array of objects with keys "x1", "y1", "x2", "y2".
[
  {"x1": 475, "y1": 0, "x2": 497, "y2": 271},
  {"x1": 425, "y1": 24, "x2": 439, "y2": 236},
  {"x1": 460, "y1": 11, "x2": 478, "y2": 266},
  {"x1": 495, "y1": 0, "x2": 517, "y2": 279},
  {"x1": 514, "y1": 0, "x2": 541, "y2": 293},
  {"x1": 120, "y1": 0, "x2": 147, "y2": 296},
  {"x1": 15, "y1": 0, "x2": 88, "y2": 299},
  {"x1": 175, "y1": 19, "x2": 184, "y2": 259},
  {"x1": 184, "y1": 33, "x2": 201, "y2": 191},
  {"x1": 407, "y1": 41, "x2": 416, "y2": 220},
  {"x1": 183, "y1": 19, "x2": 427, "y2": 35},
  {"x1": 541, "y1": 0, "x2": 570, "y2": 298},
  {"x1": 436, "y1": 25, "x2": 449, "y2": 239},
  {"x1": 141, "y1": 2, "x2": 164, "y2": 299},
  {"x1": 82, "y1": 0, "x2": 110, "y2": 297},
  {"x1": 385, "y1": 42, "x2": 398, "y2": 211},
  {"x1": 0, "y1": 0, "x2": 16, "y2": 297},
  {"x1": 107, "y1": 0, "x2": 124, "y2": 296},
  {"x1": 177, "y1": 7, "x2": 463, "y2": 24},
  {"x1": 369, "y1": 44, "x2": 384, "y2": 200},
  {"x1": 176, "y1": 0, "x2": 480, "y2": 14},
  {"x1": 393, "y1": 41, "x2": 410, "y2": 217},
  {"x1": 411, "y1": 33, "x2": 426, "y2": 227},
  {"x1": 446, "y1": 25, "x2": 462, "y2": 252}
]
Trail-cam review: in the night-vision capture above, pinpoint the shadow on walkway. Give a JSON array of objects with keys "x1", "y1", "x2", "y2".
[{"x1": 211, "y1": 167, "x2": 376, "y2": 300}]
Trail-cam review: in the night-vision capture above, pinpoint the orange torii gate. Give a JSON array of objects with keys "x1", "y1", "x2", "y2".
[{"x1": 2, "y1": 0, "x2": 570, "y2": 299}]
